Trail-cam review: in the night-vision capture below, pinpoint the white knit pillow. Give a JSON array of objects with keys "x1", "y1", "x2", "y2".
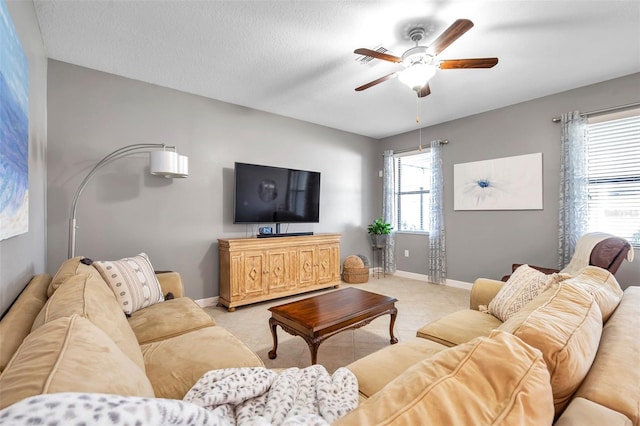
[
  {"x1": 93, "y1": 253, "x2": 164, "y2": 315},
  {"x1": 489, "y1": 265, "x2": 567, "y2": 322}
]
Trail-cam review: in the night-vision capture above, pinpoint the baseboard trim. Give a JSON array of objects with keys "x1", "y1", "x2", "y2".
[
  {"x1": 444, "y1": 279, "x2": 473, "y2": 290},
  {"x1": 195, "y1": 296, "x2": 219, "y2": 308},
  {"x1": 393, "y1": 270, "x2": 473, "y2": 290},
  {"x1": 393, "y1": 270, "x2": 430, "y2": 282}
]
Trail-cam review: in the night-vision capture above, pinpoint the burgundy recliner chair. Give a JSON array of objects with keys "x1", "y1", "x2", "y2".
[{"x1": 501, "y1": 235, "x2": 632, "y2": 282}]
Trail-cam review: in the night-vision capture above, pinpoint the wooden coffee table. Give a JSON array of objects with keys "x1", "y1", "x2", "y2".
[{"x1": 268, "y1": 287, "x2": 398, "y2": 365}]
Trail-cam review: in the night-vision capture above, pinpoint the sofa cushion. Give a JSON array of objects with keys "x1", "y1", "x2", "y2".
[
  {"x1": 128, "y1": 297, "x2": 215, "y2": 344},
  {"x1": 346, "y1": 337, "x2": 448, "y2": 399},
  {"x1": 416, "y1": 309, "x2": 502, "y2": 346},
  {"x1": 488, "y1": 264, "x2": 567, "y2": 321},
  {"x1": 574, "y1": 286, "x2": 640, "y2": 425},
  {"x1": 499, "y1": 283, "x2": 602, "y2": 416},
  {"x1": 93, "y1": 253, "x2": 164, "y2": 315},
  {"x1": 562, "y1": 266, "x2": 624, "y2": 322},
  {"x1": 334, "y1": 330, "x2": 554, "y2": 426},
  {"x1": 141, "y1": 326, "x2": 264, "y2": 399},
  {"x1": 31, "y1": 273, "x2": 145, "y2": 370},
  {"x1": 555, "y1": 397, "x2": 633, "y2": 426},
  {"x1": 0, "y1": 274, "x2": 51, "y2": 373},
  {"x1": 0, "y1": 315, "x2": 154, "y2": 410},
  {"x1": 48, "y1": 256, "x2": 104, "y2": 297}
]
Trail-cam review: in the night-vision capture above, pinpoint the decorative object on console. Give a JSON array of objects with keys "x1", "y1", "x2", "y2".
[
  {"x1": 454, "y1": 152, "x2": 543, "y2": 211},
  {"x1": 68, "y1": 143, "x2": 189, "y2": 258},
  {"x1": 93, "y1": 253, "x2": 164, "y2": 315}
]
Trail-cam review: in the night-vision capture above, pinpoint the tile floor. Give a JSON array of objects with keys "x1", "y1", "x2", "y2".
[{"x1": 204, "y1": 275, "x2": 469, "y2": 372}]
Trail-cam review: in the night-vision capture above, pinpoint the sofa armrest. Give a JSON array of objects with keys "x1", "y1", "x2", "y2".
[
  {"x1": 155, "y1": 272, "x2": 184, "y2": 298},
  {"x1": 470, "y1": 278, "x2": 505, "y2": 311}
]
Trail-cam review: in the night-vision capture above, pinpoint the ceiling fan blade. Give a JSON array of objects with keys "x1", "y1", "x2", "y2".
[
  {"x1": 417, "y1": 83, "x2": 431, "y2": 98},
  {"x1": 439, "y1": 57, "x2": 499, "y2": 69},
  {"x1": 429, "y1": 19, "x2": 474, "y2": 55},
  {"x1": 355, "y1": 72, "x2": 398, "y2": 91},
  {"x1": 354, "y1": 48, "x2": 402, "y2": 63}
]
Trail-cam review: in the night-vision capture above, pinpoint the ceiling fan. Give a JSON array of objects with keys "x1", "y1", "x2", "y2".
[{"x1": 354, "y1": 19, "x2": 498, "y2": 97}]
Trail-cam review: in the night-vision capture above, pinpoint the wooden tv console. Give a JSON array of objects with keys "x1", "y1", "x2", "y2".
[{"x1": 217, "y1": 233, "x2": 341, "y2": 311}]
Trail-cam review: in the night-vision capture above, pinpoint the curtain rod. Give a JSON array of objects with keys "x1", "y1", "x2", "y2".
[
  {"x1": 392, "y1": 139, "x2": 449, "y2": 155},
  {"x1": 551, "y1": 102, "x2": 640, "y2": 123}
]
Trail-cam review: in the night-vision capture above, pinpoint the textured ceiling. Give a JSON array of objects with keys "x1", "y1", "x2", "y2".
[{"x1": 33, "y1": 1, "x2": 640, "y2": 139}]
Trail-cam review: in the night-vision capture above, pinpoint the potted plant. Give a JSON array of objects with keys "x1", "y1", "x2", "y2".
[{"x1": 367, "y1": 217, "x2": 392, "y2": 248}]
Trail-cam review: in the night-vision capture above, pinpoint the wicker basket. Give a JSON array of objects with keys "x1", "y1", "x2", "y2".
[
  {"x1": 342, "y1": 255, "x2": 369, "y2": 283},
  {"x1": 342, "y1": 267, "x2": 370, "y2": 283}
]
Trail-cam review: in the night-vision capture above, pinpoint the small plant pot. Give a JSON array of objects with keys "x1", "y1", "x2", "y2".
[{"x1": 369, "y1": 234, "x2": 388, "y2": 249}]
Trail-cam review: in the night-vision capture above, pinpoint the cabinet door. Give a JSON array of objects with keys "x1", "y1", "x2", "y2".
[
  {"x1": 298, "y1": 246, "x2": 317, "y2": 287},
  {"x1": 242, "y1": 250, "x2": 268, "y2": 298},
  {"x1": 267, "y1": 248, "x2": 291, "y2": 293},
  {"x1": 317, "y1": 244, "x2": 338, "y2": 284}
]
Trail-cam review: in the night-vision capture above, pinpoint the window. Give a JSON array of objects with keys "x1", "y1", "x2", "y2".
[
  {"x1": 394, "y1": 151, "x2": 431, "y2": 232},
  {"x1": 586, "y1": 112, "x2": 640, "y2": 246}
]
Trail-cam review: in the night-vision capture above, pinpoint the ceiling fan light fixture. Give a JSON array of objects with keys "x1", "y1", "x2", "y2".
[{"x1": 398, "y1": 63, "x2": 436, "y2": 91}]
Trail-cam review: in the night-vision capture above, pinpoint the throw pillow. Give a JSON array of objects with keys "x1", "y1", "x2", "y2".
[
  {"x1": 488, "y1": 264, "x2": 568, "y2": 322},
  {"x1": 93, "y1": 253, "x2": 164, "y2": 315}
]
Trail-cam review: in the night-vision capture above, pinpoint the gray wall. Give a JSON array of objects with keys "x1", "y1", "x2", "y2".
[
  {"x1": 0, "y1": 1, "x2": 47, "y2": 315},
  {"x1": 46, "y1": 61, "x2": 378, "y2": 300},
  {"x1": 380, "y1": 73, "x2": 640, "y2": 288}
]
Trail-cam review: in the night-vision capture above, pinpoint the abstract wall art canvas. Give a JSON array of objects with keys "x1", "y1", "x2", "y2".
[
  {"x1": 0, "y1": 0, "x2": 29, "y2": 241},
  {"x1": 454, "y1": 152, "x2": 543, "y2": 211}
]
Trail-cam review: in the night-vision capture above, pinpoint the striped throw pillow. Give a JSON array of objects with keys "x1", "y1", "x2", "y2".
[{"x1": 93, "y1": 253, "x2": 164, "y2": 315}]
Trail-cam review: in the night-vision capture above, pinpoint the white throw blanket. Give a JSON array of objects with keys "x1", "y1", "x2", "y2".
[
  {"x1": 183, "y1": 366, "x2": 358, "y2": 425},
  {"x1": 0, "y1": 366, "x2": 358, "y2": 426},
  {"x1": 561, "y1": 232, "x2": 634, "y2": 276}
]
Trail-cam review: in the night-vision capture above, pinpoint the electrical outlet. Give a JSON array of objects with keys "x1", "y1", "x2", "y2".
[
  {"x1": 404, "y1": 250, "x2": 409, "y2": 257},
  {"x1": 378, "y1": 170, "x2": 383, "y2": 177}
]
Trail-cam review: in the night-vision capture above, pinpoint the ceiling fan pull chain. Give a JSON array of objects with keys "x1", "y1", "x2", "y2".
[{"x1": 417, "y1": 99, "x2": 423, "y2": 151}]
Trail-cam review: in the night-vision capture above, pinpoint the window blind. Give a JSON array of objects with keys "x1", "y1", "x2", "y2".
[
  {"x1": 586, "y1": 114, "x2": 640, "y2": 246},
  {"x1": 395, "y1": 151, "x2": 431, "y2": 232}
]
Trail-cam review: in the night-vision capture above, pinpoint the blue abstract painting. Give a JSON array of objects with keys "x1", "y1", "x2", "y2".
[{"x1": 0, "y1": 0, "x2": 29, "y2": 241}]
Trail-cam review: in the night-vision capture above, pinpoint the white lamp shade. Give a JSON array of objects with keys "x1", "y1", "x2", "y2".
[
  {"x1": 150, "y1": 150, "x2": 179, "y2": 177},
  {"x1": 177, "y1": 155, "x2": 189, "y2": 178},
  {"x1": 398, "y1": 64, "x2": 437, "y2": 91}
]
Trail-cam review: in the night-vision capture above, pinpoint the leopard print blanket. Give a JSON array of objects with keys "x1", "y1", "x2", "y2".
[{"x1": 0, "y1": 365, "x2": 358, "y2": 425}]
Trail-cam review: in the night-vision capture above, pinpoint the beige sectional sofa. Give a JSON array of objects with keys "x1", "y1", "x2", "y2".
[
  {"x1": 342, "y1": 266, "x2": 640, "y2": 425},
  {"x1": 2, "y1": 256, "x2": 638, "y2": 425},
  {"x1": 0, "y1": 256, "x2": 263, "y2": 409}
]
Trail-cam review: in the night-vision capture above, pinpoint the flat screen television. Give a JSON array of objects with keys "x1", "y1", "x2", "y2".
[{"x1": 233, "y1": 162, "x2": 320, "y2": 234}]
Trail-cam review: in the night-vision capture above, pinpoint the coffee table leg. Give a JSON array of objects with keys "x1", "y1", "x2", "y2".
[
  {"x1": 268, "y1": 317, "x2": 278, "y2": 359},
  {"x1": 389, "y1": 307, "x2": 398, "y2": 344},
  {"x1": 305, "y1": 339, "x2": 320, "y2": 365}
]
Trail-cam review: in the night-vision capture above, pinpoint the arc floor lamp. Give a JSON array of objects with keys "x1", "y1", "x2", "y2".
[{"x1": 68, "y1": 143, "x2": 188, "y2": 258}]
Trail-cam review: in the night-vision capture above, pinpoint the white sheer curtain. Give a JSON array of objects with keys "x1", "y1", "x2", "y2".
[
  {"x1": 428, "y1": 140, "x2": 446, "y2": 284},
  {"x1": 382, "y1": 150, "x2": 396, "y2": 273},
  {"x1": 558, "y1": 111, "x2": 588, "y2": 267}
]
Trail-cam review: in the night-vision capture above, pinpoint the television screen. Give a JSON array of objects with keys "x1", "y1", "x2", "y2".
[{"x1": 233, "y1": 162, "x2": 320, "y2": 224}]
